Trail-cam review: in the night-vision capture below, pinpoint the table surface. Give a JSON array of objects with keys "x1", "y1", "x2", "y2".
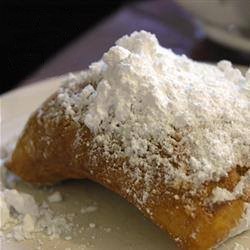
[{"x1": 20, "y1": 0, "x2": 250, "y2": 86}]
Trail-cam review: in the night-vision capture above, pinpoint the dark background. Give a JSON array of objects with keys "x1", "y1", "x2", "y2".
[
  {"x1": 3, "y1": 0, "x2": 130, "y2": 93},
  {"x1": 3, "y1": 0, "x2": 250, "y2": 94}
]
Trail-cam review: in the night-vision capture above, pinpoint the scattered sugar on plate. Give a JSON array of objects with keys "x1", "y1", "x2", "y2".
[
  {"x1": 0, "y1": 154, "x2": 74, "y2": 245},
  {"x1": 80, "y1": 205, "x2": 98, "y2": 214},
  {"x1": 0, "y1": 195, "x2": 10, "y2": 228},
  {"x1": 103, "y1": 227, "x2": 111, "y2": 233},
  {"x1": 47, "y1": 191, "x2": 63, "y2": 203},
  {"x1": 89, "y1": 223, "x2": 96, "y2": 229},
  {"x1": 22, "y1": 214, "x2": 35, "y2": 233},
  {"x1": 233, "y1": 242, "x2": 247, "y2": 250},
  {"x1": 64, "y1": 236, "x2": 72, "y2": 240}
]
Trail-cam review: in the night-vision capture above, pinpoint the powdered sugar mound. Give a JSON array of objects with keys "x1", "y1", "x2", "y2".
[
  {"x1": 52, "y1": 31, "x2": 250, "y2": 198},
  {"x1": 217, "y1": 60, "x2": 245, "y2": 84},
  {"x1": 83, "y1": 31, "x2": 249, "y2": 188}
]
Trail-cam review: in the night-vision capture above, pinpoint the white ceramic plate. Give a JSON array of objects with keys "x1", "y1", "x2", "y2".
[
  {"x1": 175, "y1": 0, "x2": 250, "y2": 53},
  {"x1": 203, "y1": 23, "x2": 250, "y2": 53},
  {"x1": 1, "y1": 69, "x2": 249, "y2": 250}
]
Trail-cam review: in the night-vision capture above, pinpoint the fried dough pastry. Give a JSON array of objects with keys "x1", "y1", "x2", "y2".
[{"x1": 6, "y1": 31, "x2": 250, "y2": 249}]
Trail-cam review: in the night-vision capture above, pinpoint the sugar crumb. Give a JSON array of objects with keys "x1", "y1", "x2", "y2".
[
  {"x1": 47, "y1": 191, "x2": 63, "y2": 203},
  {"x1": 89, "y1": 223, "x2": 96, "y2": 229}
]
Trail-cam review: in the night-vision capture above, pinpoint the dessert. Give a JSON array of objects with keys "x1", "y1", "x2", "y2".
[{"x1": 6, "y1": 31, "x2": 250, "y2": 249}]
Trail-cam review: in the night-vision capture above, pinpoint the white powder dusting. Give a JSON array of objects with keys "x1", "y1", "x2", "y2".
[
  {"x1": 47, "y1": 191, "x2": 63, "y2": 203},
  {"x1": 22, "y1": 214, "x2": 35, "y2": 233},
  {"x1": 0, "y1": 143, "x2": 101, "y2": 247},
  {"x1": 234, "y1": 243, "x2": 249, "y2": 250},
  {"x1": 0, "y1": 194, "x2": 10, "y2": 228},
  {"x1": 210, "y1": 187, "x2": 236, "y2": 204},
  {"x1": 210, "y1": 170, "x2": 250, "y2": 204},
  {"x1": 89, "y1": 223, "x2": 96, "y2": 229},
  {"x1": 3, "y1": 189, "x2": 39, "y2": 217},
  {"x1": 0, "y1": 151, "x2": 73, "y2": 243},
  {"x1": 0, "y1": 187, "x2": 73, "y2": 241},
  {"x1": 103, "y1": 227, "x2": 111, "y2": 233},
  {"x1": 64, "y1": 235, "x2": 72, "y2": 240},
  {"x1": 53, "y1": 30, "x2": 249, "y2": 199},
  {"x1": 80, "y1": 205, "x2": 98, "y2": 214}
]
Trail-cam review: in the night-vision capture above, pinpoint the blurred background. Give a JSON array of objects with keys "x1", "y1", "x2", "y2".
[{"x1": 3, "y1": 0, "x2": 250, "y2": 94}]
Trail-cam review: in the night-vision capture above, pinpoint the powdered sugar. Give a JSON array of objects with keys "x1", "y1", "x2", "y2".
[
  {"x1": 210, "y1": 170, "x2": 250, "y2": 204},
  {"x1": 210, "y1": 187, "x2": 236, "y2": 204},
  {"x1": 48, "y1": 191, "x2": 63, "y2": 203},
  {"x1": 80, "y1": 205, "x2": 98, "y2": 214},
  {"x1": 53, "y1": 31, "x2": 249, "y2": 196},
  {"x1": 3, "y1": 189, "x2": 39, "y2": 217},
  {"x1": 0, "y1": 188, "x2": 73, "y2": 241},
  {"x1": 0, "y1": 194, "x2": 10, "y2": 228},
  {"x1": 0, "y1": 148, "x2": 73, "y2": 242}
]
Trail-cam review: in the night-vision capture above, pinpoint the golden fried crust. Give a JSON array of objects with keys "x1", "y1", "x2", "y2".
[{"x1": 6, "y1": 93, "x2": 248, "y2": 250}]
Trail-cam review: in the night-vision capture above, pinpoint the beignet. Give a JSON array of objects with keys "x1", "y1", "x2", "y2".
[{"x1": 7, "y1": 31, "x2": 250, "y2": 249}]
